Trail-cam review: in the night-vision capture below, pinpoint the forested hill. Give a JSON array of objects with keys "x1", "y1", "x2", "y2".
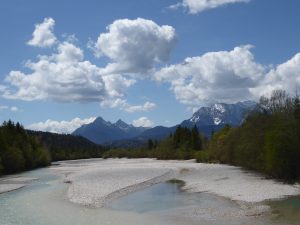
[
  {"x1": 0, "y1": 121, "x2": 51, "y2": 175},
  {"x1": 29, "y1": 131, "x2": 104, "y2": 161},
  {"x1": 0, "y1": 121, "x2": 105, "y2": 176}
]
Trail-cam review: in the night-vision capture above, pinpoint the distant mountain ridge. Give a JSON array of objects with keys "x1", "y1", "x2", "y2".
[
  {"x1": 73, "y1": 101, "x2": 257, "y2": 146},
  {"x1": 72, "y1": 117, "x2": 148, "y2": 144},
  {"x1": 137, "y1": 101, "x2": 257, "y2": 143}
]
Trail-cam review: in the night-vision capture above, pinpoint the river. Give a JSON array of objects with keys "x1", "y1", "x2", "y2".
[{"x1": 0, "y1": 161, "x2": 299, "y2": 225}]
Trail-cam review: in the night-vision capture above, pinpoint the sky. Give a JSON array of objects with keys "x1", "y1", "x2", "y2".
[{"x1": 1, "y1": 0, "x2": 300, "y2": 133}]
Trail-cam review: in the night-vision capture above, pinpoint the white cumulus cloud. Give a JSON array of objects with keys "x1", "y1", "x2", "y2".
[
  {"x1": 3, "y1": 42, "x2": 139, "y2": 106},
  {"x1": 250, "y1": 53, "x2": 300, "y2": 98},
  {"x1": 27, "y1": 17, "x2": 57, "y2": 48},
  {"x1": 155, "y1": 45, "x2": 265, "y2": 106},
  {"x1": 2, "y1": 18, "x2": 160, "y2": 113},
  {"x1": 132, "y1": 117, "x2": 154, "y2": 127},
  {"x1": 170, "y1": 0, "x2": 250, "y2": 14},
  {"x1": 4, "y1": 42, "x2": 108, "y2": 102},
  {"x1": 27, "y1": 117, "x2": 96, "y2": 134},
  {"x1": 95, "y1": 18, "x2": 176, "y2": 76}
]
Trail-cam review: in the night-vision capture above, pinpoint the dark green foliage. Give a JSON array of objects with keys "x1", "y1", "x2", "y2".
[
  {"x1": 29, "y1": 131, "x2": 104, "y2": 161},
  {"x1": 0, "y1": 156, "x2": 3, "y2": 174},
  {"x1": 264, "y1": 114, "x2": 300, "y2": 180},
  {"x1": 0, "y1": 121, "x2": 105, "y2": 176},
  {"x1": 203, "y1": 90, "x2": 300, "y2": 182},
  {"x1": 149, "y1": 126, "x2": 205, "y2": 160},
  {"x1": 294, "y1": 95, "x2": 300, "y2": 137},
  {"x1": 0, "y1": 121, "x2": 51, "y2": 175},
  {"x1": 191, "y1": 125, "x2": 202, "y2": 150},
  {"x1": 147, "y1": 139, "x2": 154, "y2": 150},
  {"x1": 104, "y1": 126, "x2": 205, "y2": 160}
]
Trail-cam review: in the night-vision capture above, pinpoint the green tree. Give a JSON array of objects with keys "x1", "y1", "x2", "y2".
[
  {"x1": 264, "y1": 115, "x2": 300, "y2": 180},
  {"x1": 191, "y1": 125, "x2": 202, "y2": 150},
  {"x1": 0, "y1": 156, "x2": 3, "y2": 174},
  {"x1": 147, "y1": 139, "x2": 154, "y2": 150}
]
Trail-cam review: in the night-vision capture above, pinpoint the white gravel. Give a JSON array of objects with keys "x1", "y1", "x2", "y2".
[
  {"x1": 177, "y1": 163, "x2": 300, "y2": 203},
  {"x1": 50, "y1": 158, "x2": 300, "y2": 207}
]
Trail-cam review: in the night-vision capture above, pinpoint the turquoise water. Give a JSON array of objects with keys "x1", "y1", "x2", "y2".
[
  {"x1": 0, "y1": 168, "x2": 172, "y2": 225},
  {"x1": 0, "y1": 166, "x2": 300, "y2": 225},
  {"x1": 109, "y1": 180, "x2": 300, "y2": 225},
  {"x1": 108, "y1": 180, "x2": 239, "y2": 213},
  {"x1": 267, "y1": 196, "x2": 300, "y2": 225}
]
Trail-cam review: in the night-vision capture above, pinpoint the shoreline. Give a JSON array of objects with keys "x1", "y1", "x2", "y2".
[
  {"x1": 1, "y1": 158, "x2": 300, "y2": 224},
  {"x1": 1, "y1": 158, "x2": 299, "y2": 207},
  {"x1": 50, "y1": 158, "x2": 300, "y2": 207}
]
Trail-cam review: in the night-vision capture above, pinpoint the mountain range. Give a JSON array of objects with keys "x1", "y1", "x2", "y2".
[
  {"x1": 72, "y1": 101, "x2": 257, "y2": 146},
  {"x1": 73, "y1": 117, "x2": 148, "y2": 144}
]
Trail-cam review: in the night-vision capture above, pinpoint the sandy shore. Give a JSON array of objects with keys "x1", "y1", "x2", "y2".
[{"x1": 50, "y1": 158, "x2": 300, "y2": 208}]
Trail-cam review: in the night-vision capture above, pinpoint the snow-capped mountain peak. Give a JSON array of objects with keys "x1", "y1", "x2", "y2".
[
  {"x1": 189, "y1": 101, "x2": 257, "y2": 126},
  {"x1": 214, "y1": 103, "x2": 226, "y2": 113}
]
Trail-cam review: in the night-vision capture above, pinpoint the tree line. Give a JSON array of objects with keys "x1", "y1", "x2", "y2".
[
  {"x1": 197, "y1": 90, "x2": 300, "y2": 182},
  {"x1": 103, "y1": 125, "x2": 206, "y2": 160},
  {"x1": 0, "y1": 122, "x2": 105, "y2": 175},
  {"x1": 30, "y1": 131, "x2": 104, "y2": 161},
  {"x1": 0, "y1": 121, "x2": 51, "y2": 174}
]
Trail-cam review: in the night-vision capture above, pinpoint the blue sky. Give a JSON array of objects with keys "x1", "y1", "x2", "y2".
[{"x1": 1, "y1": 0, "x2": 300, "y2": 132}]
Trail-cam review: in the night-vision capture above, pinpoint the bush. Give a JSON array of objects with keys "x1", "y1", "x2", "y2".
[{"x1": 195, "y1": 150, "x2": 209, "y2": 163}]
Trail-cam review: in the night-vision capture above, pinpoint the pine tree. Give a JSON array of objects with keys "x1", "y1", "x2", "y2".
[
  {"x1": 191, "y1": 125, "x2": 202, "y2": 150},
  {"x1": 294, "y1": 95, "x2": 300, "y2": 140},
  {"x1": 147, "y1": 139, "x2": 154, "y2": 149}
]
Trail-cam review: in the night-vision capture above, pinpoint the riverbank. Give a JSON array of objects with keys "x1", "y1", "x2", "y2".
[
  {"x1": 0, "y1": 176, "x2": 38, "y2": 194},
  {"x1": 50, "y1": 158, "x2": 300, "y2": 207},
  {"x1": 1, "y1": 158, "x2": 300, "y2": 225}
]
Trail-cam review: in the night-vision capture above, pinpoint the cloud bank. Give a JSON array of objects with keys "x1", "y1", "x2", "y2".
[
  {"x1": 155, "y1": 45, "x2": 265, "y2": 105},
  {"x1": 27, "y1": 117, "x2": 96, "y2": 134},
  {"x1": 250, "y1": 53, "x2": 300, "y2": 98},
  {"x1": 2, "y1": 17, "x2": 300, "y2": 113},
  {"x1": 3, "y1": 18, "x2": 168, "y2": 112},
  {"x1": 155, "y1": 45, "x2": 300, "y2": 106}
]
